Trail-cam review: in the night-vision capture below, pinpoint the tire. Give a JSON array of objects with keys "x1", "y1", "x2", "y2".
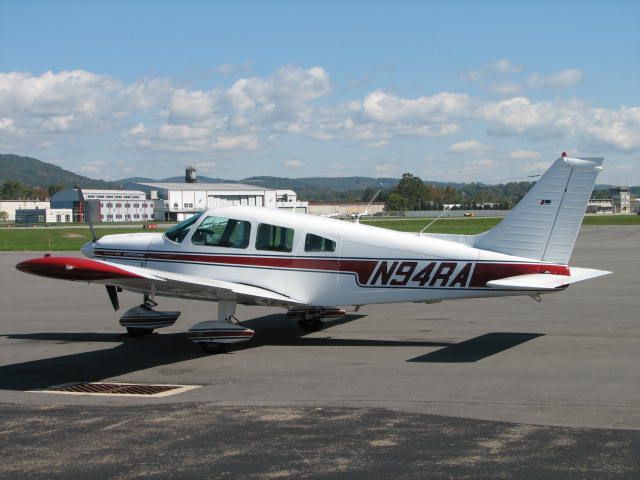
[
  {"x1": 297, "y1": 318, "x2": 323, "y2": 332},
  {"x1": 199, "y1": 342, "x2": 229, "y2": 354},
  {"x1": 126, "y1": 327, "x2": 154, "y2": 337}
]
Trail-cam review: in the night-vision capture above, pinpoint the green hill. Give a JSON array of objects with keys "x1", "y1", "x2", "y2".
[{"x1": 0, "y1": 154, "x2": 119, "y2": 189}]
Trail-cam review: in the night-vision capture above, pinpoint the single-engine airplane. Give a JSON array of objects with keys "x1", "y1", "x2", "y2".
[{"x1": 16, "y1": 153, "x2": 611, "y2": 353}]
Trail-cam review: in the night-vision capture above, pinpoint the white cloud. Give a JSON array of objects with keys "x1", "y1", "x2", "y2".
[
  {"x1": 227, "y1": 66, "x2": 330, "y2": 127},
  {"x1": 480, "y1": 97, "x2": 640, "y2": 152},
  {"x1": 79, "y1": 160, "x2": 108, "y2": 175},
  {"x1": 284, "y1": 159, "x2": 303, "y2": 168},
  {"x1": 527, "y1": 69, "x2": 583, "y2": 89},
  {"x1": 492, "y1": 59, "x2": 523, "y2": 74},
  {"x1": 464, "y1": 59, "x2": 523, "y2": 82},
  {"x1": 374, "y1": 163, "x2": 398, "y2": 176},
  {"x1": 0, "y1": 65, "x2": 638, "y2": 179},
  {"x1": 490, "y1": 82, "x2": 523, "y2": 96},
  {"x1": 505, "y1": 150, "x2": 541, "y2": 160},
  {"x1": 363, "y1": 90, "x2": 471, "y2": 123},
  {"x1": 448, "y1": 140, "x2": 493, "y2": 154}
]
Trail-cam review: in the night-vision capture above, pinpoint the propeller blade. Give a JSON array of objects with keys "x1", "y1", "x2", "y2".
[
  {"x1": 105, "y1": 285, "x2": 119, "y2": 311},
  {"x1": 75, "y1": 185, "x2": 97, "y2": 242}
]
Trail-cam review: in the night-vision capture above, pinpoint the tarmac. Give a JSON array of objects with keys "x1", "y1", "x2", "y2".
[{"x1": 0, "y1": 226, "x2": 638, "y2": 478}]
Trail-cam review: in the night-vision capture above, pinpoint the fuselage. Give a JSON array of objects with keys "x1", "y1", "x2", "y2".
[{"x1": 84, "y1": 206, "x2": 570, "y2": 307}]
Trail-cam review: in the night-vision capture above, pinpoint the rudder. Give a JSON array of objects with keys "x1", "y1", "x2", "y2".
[{"x1": 474, "y1": 154, "x2": 604, "y2": 264}]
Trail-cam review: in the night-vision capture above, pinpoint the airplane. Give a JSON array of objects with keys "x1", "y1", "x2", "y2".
[{"x1": 16, "y1": 153, "x2": 611, "y2": 353}]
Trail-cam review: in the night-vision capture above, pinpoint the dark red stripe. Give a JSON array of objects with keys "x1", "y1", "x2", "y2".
[
  {"x1": 469, "y1": 263, "x2": 570, "y2": 287},
  {"x1": 15, "y1": 256, "x2": 142, "y2": 281}
]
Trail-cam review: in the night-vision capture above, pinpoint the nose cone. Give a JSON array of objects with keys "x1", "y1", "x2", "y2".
[{"x1": 81, "y1": 241, "x2": 95, "y2": 258}]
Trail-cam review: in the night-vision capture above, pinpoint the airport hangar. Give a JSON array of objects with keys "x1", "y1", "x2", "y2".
[{"x1": 48, "y1": 183, "x2": 308, "y2": 223}]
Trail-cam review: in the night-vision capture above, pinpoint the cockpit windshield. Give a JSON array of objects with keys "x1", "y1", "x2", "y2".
[{"x1": 164, "y1": 212, "x2": 203, "y2": 243}]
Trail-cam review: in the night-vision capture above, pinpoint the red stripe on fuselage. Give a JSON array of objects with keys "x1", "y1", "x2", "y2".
[
  {"x1": 469, "y1": 263, "x2": 570, "y2": 287},
  {"x1": 93, "y1": 249, "x2": 570, "y2": 288}
]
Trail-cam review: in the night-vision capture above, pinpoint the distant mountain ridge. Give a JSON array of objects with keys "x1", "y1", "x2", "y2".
[
  {"x1": 2, "y1": 153, "x2": 637, "y2": 200},
  {"x1": 0, "y1": 154, "x2": 120, "y2": 189}
]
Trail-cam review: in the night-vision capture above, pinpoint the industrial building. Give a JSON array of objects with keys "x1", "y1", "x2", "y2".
[
  {"x1": 127, "y1": 182, "x2": 307, "y2": 221},
  {"x1": 587, "y1": 187, "x2": 632, "y2": 214},
  {"x1": 15, "y1": 208, "x2": 73, "y2": 224},
  {"x1": 45, "y1": 167, "x2": 308, "y2": 223},
  {"x1": 0, "y1": 200, "x2": 51, "y2": 221},
  {"x1": 50, "y1": 189, "x2": 158, "y2": 223}
]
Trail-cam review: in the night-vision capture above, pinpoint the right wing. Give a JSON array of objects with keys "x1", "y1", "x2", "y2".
[{"x1": 16, "y1": 255, "x2": 305, "y2": 308}]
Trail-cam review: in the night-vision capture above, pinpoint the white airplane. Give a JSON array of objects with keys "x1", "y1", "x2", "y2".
[{"x1": 16, "y1": 153, "x2": 610, "y2": 353}]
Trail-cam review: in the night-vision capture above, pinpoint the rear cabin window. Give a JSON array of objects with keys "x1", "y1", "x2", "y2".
[
  {"x1": 256, "y1": 223, "x2": 295, "y2": 252},
  {"x1": 191, "y1": 216, "x2": 251, "y2": 248},
  {"x1": 164, "y1": 213, "x2": 203, "y2": 243},
  {"x1": 305, "y1": 233, "x2": 336, "y2": 252}
]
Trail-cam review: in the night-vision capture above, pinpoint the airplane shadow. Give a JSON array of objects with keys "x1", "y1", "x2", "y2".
[
  {"x1": 0, "y1": 314, "x2": 544, "y2": 391},
  {"x1": 407, "y1": 332, "x2": 545, "y2": 363}
]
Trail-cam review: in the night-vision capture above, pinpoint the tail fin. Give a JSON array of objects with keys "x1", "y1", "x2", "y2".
[{"x1": 474, "y1": 154, "x2": 604, "y2": 264}]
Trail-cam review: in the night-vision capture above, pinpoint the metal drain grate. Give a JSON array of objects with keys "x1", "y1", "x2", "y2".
[{"x1": 33, "y1": 382, "x2": 199, "y2": 397}]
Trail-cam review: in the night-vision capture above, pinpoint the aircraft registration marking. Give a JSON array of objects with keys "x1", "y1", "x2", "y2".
[{"x1": 367, "y1": 261, "x2": 474, "y2": 288}]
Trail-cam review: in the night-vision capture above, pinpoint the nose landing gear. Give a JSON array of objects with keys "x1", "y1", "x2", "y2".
[{"x1": 119, "y1": 296, "x2": 181, "y2": 337}]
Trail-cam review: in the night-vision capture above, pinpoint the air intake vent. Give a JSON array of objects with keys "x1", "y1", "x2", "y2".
[{"x1": 34, "y1": 382, "x2": 199, "y2": 397}]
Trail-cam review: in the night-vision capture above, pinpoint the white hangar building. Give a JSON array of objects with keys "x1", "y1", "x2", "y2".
[
  {"x1": 127, "y1": 181, "x2": 308, "y2": 221},
  {"x1": 50, "y1": 189, "x2": 157, "y2": 222}
]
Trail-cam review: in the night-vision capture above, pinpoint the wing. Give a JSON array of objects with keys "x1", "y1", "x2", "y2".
[
  {"x1": 16, "y1": 256, "x2": 305, "y2": 307},
  {"x1": 486, "y1": 267, "x2": 611, "y2": 291}
]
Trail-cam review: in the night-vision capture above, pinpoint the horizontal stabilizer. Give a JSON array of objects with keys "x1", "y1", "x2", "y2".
[{"x1": 486, "y1": 267, "x2": 611, "y2": 291}]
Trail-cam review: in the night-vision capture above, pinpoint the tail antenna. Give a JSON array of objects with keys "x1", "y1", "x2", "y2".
[{"x1": 75, "y1": 185, "x2": 97, "y2": 242}]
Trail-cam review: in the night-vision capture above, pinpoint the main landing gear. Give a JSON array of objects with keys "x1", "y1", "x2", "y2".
[
  {"x1": 187, "y1": 301, "x2": 254, "y2": 354},
  {"x1": 287, "y1": 308, "x2": 346, "y2": 332},
  {"x1": 119, "y1": 295, "x2": 181, "y2": 337}
]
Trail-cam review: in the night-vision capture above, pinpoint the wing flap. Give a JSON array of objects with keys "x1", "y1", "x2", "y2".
[
  {"x1": 486, "y1": 267, "x2": 611, "y2": 291},
  {"x1": 16, "y1": 256, "x2": 304, "y2": 307}
]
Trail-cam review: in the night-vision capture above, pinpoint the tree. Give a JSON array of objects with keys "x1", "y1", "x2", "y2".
[
  {"x1": 385, "y1": 192, "x2": 408, "y2": 212},
  {"x1": 48, "y1": 184, "x2": 65, "y2": 197},
  {"x1": 1, "y1": 180, "x2": 30, "y2": 199}
]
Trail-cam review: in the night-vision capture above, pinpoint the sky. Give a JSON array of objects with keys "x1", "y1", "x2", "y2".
[{"x1": 0, "y1": 0, "x2": 639, "y2": 184}]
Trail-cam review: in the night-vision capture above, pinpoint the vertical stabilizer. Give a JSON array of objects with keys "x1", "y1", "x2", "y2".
[{"x1": 474, "y1": 154, "x2": 604, "y2": 264}]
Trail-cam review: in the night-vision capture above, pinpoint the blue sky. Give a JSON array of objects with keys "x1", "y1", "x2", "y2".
[{"x1": 1, "y1": 0, "x2": 638, "y2": 184}]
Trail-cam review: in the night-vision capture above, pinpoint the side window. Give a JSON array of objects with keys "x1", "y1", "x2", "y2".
[
  {"x1": 256, "y1": 223, "x2": 295, "y2": 252},
  {"x1": 191, "y1": 216, "x2": 251, "y2": 248},
  {"x1": 305, "y1": 233, "x2": 336, "y2": 252},
  {"x1": 164, "y1": 213, "x2": 203, "y2": 243}
]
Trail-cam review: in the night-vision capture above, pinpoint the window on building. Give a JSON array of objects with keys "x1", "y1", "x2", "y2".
[
  {"x1": 65, "y1": 214, "x2": 71, "y2": 222},
  {"x1": 124, "y1": 203, "x2": 131, "y2": 208},
  {"x1": 256, "y1": 223, "x2": 295, "y2": 252},
  {"x1": 133, "y1": 203, "x2": 140, "y2": 208},
  {"x1": 116, "y1": 203, "x2": 122, "y2": 208},
  {"x1": 116, "y1": 214, "x2": 122, "y2": 219},
  {"x1": 305, "y1": 233, "x2": 336, "y2": 252},
  {"x1": 191, "y1": 216, "x2": 251, "y2": 248},
  {"x1": 164, "y1": 213, "x2": 203, "y2": 243},
  {"x1": 106, "y1": 203, "x2": 113, "y2": 208}
]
